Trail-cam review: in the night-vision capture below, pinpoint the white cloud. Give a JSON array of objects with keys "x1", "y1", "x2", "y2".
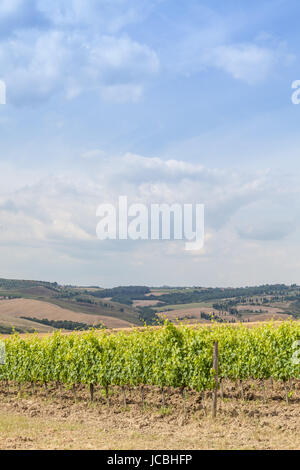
[
  {"x1": 0, "y1": 0, "x2": 150, "y2": 33},
  {"x1": 0, "y1": 31, "x2": 69, "y2": 104},
  {"x1": 0, "y1": 0, "x2": 159, "y2": 105},
  {"x1": 0, "y1": 154, "x2": 299, "y2": 285},
  {"x1": 188, "y1": 39, "x2": 294, "y2": 84},
  {"x1": 164, "y1": 6, "x2": 294, "y2": 85},
  {"x1": 233, "y1": 200, "x2": 297, "y2": 241},
  {"x1": 0, "y1": 30, "x2": 159, "y2": 104},
  {"x1": 86, "y1": 34, "x2": 159, "y2": 101},
  {"x1": 209, "y1": 43, "x2": 286, "y2": 84},
  {"x1": 0, "y1": 153, "x2": 298, "y2": 245},
  {"x1": 36, "y1": 0, "x2": 148, "y2": 32}
]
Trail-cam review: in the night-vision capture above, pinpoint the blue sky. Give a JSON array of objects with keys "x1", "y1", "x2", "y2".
[{"x1": 0, "y1": 0, "x2": 300, "y2": 287}]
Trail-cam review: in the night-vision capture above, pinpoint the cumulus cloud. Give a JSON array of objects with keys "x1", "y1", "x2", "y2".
[
  {"x1": 209, "y1": 43, "x2": 279, "y2": 84},
  {"x1": 0, "y1": 1, "x2": 159, "y2": 104},
  {"x1": 166, "y1": 5, "x2": 294, "y2": 84},
  {"x1": 0, "y1": 153, "x2": 299, "y2": 246},
  {"x1": 0, "y1": 154, "x2": 299, "y2": 285},
  {"x1": 233, "y1": 201, "x2": 298, "y2": 241},
  {"x1": 0, "y1": 30, "x2": 159, "y2": 104},
  {"x1": 0, "y1": 0, "x2": 293, "y2": 106},
  {"x1": 206, "y1": 41, "x2": 295, "y2": 84}
]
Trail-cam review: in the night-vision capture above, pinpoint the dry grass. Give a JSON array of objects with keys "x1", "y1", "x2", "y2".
[{"x1": 0, "y1": 380, "x2": 299, "y2": 450}]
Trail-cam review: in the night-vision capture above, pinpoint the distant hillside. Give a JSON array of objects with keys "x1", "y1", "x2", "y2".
[
  {"x1": 0, "y1": 279, "x2": 299, "y2": 334},
  {"x1": 0, "y1": 278, "x2": 60, "y2": 291},
  {"x1": 0, "y1": 279, "x2": 143, "y2": 333}
]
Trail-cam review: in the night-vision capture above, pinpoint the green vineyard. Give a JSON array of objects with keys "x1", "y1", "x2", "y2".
[
  {"x1": 0, "y1": 321, "x2": 300, "y2": 416},
  {"x1": 0, "y1": 321, "x2": 299, "y2": 403}
]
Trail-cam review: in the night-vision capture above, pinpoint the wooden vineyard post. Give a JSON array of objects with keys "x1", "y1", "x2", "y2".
[
  {"x1": 161, "y1": 387, "x2": 166, "y2": 408},
  {"x1": 105, "y1": 384, "x2": 110, "y2": 406},
  {"x1": 284, "y1": 380, "x2": 289, "y2": 405},
  {"x1": 72, "y1": 384, "x2": 77, "y2": 401},
  {"x1": 141, "y1": 385, "x2": 145, "y2": 408},
  {"x1": 59, "y1": 382, "x2": 63, "y2": 398},
  {"x1": 121, "y1": 386, "x2": 127, "y2": 408},
  {"x1": 90, "y1": 383, "x2": 94, "y2": 402},
  {"x1": 212, "y1": 341, "x2": 219, "y2": 418}
]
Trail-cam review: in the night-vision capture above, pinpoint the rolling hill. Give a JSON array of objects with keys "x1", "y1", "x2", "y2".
[
  {"x1": 0, "y1": 278, "x2": 142, "y2": 333},
  {"x1": 0, "y1": 278, "x2": 299, "y2": 334}
]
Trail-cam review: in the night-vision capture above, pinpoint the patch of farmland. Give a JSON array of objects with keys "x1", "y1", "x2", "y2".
[
  {"x1": 146, "y1": 288, "x2": 195, "y2": 297},
  {"x1": 246, "y1": 313, "x2": 293, "y2": 322},
  {"x1": 145, "y1": 291, "x2": 169, "y2": 297},
  {"x1": 15, "y1": 286, "x2": 58, "y2": 297},
  {"x1": 47, "y1": 297, "x2": 140, "y2": 325},
  {"x1": 154, "y1": 302, "x2": 213, "y2": 312},
  {"x1": 0, "y1": 298, "x2": 133, "y2": 329},
  {"x1": 132, "y1": 300, "x2": 162, "y2": 307},
  {"x1": 158, "y1": 306, "x2": 216, "y2": 322},
  {"x1": 0, "y1": 314, "x2": 56, "y2": 333},
  {"x1": 236, "y1": 304, "x2": 285, "y2": 315}
]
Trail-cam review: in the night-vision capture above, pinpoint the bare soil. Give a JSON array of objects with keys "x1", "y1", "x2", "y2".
[{"x1": 0, "y1": 380, "x2": 299, "y2": 450}]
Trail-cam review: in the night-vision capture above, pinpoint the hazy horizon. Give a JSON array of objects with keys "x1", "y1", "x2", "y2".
[{"x1": 0, "y1": 275, "x2": 298, "y2": 291}]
